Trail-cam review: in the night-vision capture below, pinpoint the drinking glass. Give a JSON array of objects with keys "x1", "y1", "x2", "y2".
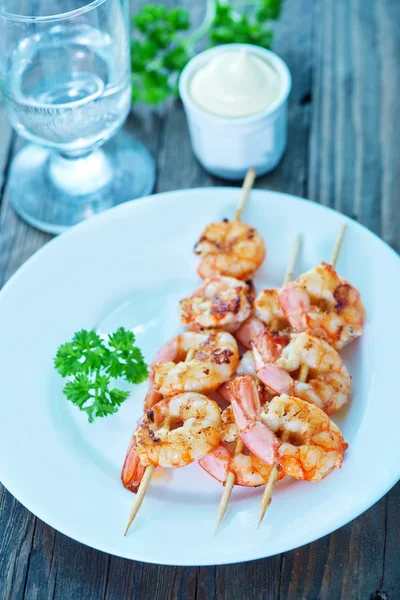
[{"x1": 0, "y1": 1, "x2": 155, "y2": 233}]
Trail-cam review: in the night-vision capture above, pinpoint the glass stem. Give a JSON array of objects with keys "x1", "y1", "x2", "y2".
[{"x1": 48, "y1": 149, "x2": 113, "y2": 197}]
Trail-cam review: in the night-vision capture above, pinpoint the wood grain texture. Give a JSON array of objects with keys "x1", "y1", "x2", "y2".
[
  {"x1": 257, "y1": 0, "x2": 313, "y2": 197},
  {"x1": 0, "y1": 116, "x2": 13, "y2": 193},
  {"x1": 0, "y1": 0, "x2": 399, "y2": 599}
]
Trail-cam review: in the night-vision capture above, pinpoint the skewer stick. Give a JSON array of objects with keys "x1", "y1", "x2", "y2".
[
  {"x1": 214, "y1": 439, "x2": 244, "y2": 535},
  {"x1": 269, "y1": 236, "x2": 301, "y2": 333},
  {"x1": 257, "y1": 463, "x2": 279, "y2": 527},
  {"x1": 234, "y1": 168, "x2": 257, "y2": 222},
  {"x1": 124, "y1": 348, "x2": 196, "y2": 535},
  {"x1": 282, "y1": 236, "x2": 302, "y2": 287},
  {"x1": 257, "y1": 237, "x2": 302, "y2": 528},
  {"x1": 330, "y1": 224, "x2": 347, "y2": 269},
  {"x1": 124, "y1": 465, "x2": 155, "y2": 535},
  {"x1": 214, "y1": 170, "x2": 257, "y2": 534}
]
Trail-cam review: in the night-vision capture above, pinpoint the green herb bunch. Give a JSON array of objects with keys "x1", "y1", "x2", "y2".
[
  {"x1": 55, "y1": 328, "x2": 148, "y2": 422},
  {"x1": 130, "y1": 0, "x2": 284, "y2": 105}
]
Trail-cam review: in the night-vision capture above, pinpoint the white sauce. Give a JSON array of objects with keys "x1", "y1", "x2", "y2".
[{"x1": 189, "y1": 49, "x2": 281, "y2": 118}]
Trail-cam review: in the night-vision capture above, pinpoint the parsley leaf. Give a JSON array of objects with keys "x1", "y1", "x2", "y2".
[
  {"x1": 106, "y1": 327, "x2": 149, "y2": 384},
  {"x1": 54, "y1": 329, "x2": 107, "y2": 376},
  {"x1": 55, "y1": 328, "x2": 148, "y2": 422}
]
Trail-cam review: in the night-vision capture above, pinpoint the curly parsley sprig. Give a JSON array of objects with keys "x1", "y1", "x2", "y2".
[
  {"x1": 54, "y1": 328, "x2": 148, "y2": 423},
  {"x1": 130, "y1": 0, "x2": 285, "y2": 105}
]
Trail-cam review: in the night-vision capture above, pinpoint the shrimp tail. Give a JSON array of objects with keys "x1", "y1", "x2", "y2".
[
  {"x1": 235, "y1": 317, "x2": 265, "y2": 349},
  {"x1": 231, "y1": 400, "x2": 278, "y2": 465},
  {"x1": 199, "y1": 445, "x2": 230, "y2": 483},
  {"x1": 151, "y1": 338, "x2": 179, "y2": 365},
  {"x1": 256, "y1": 363, "x2": 294, "y2": 395},
  {"x1": 121, "y1": 435, "x2": 146, "y2": 493},
  {"x1": 236, "y1": 375, "x2": 262, "y2": 417},
  {"x1": 278, "y1": 285, "x2": 310, "y2": 329},
  {"x1": 225, "y1": 374, "x2": 261, "y2": 418}
]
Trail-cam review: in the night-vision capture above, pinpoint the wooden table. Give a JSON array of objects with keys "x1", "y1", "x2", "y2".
[{"x1": 0, "y1": 1, "x2": 399, "y2": 598}]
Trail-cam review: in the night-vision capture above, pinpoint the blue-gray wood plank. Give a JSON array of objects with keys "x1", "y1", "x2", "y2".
[{"x1": 0, "y1": 0, "x2": 399, "y2": 598}]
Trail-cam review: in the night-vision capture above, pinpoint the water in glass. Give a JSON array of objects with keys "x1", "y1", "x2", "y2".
[{"x1": 4, "y1": 23, "x2": 131, "y2": 153}]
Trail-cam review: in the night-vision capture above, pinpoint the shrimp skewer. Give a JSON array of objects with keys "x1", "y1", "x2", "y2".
[
  {"x1": 124, "y1": 348, "x2": 197, "y2": 535},
  {"x1": 214, "y1": 236, "x2": 301, "y2": 533},
  {"x1": 256, "y1": 236, "x2": 301, "y2": 526},
  {"x1": 125, "y1": 389, "x2": 222, "y2": 534},
  {"x1": 124, "y1": 172, "x2": 257, "y2": 535},
  {"x1": 258, "y1": 224, "x2": 347, "y2": 527},
  {"x1": 211, "y1": 169, "x2": 257, "y2": 532}
]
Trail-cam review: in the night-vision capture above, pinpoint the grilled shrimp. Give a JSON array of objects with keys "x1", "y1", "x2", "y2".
[
  {"x1": 279, "y1": 262, "x2": 365, "y2": 349},
  {"x1": 194, "y1": 220, "x2": 266, "y2": 280},
  {"x1": 136, "y1": 393, "x2": 222, "y2": 468},
  {"x1": 231, "y1": 384, "x2": 348, "y2": 482},
  {"x1": 261, "y1": 394, "x2": 348, "y2": 481},
  {"x1": 199, "y1": 406, "x2": 280, "y2": 487},
  {"x1": 252, "y1": 331, "x2": 352, "y2": 414},
  {"x1": 179, "y1": 276, "x2": 253, "y2": 332},
  {"x1": 236, "y1": 287, "x2": 291, "y2": 347},
  {"x1": 153, "y1": 331, "x2": 239, "y2": 396},
  {"x1": 199, "y1": 445, "x2": 278, "y2": 487},
  {"x1": 254, "y1": 288, "x2": 288, "y2": 329}
]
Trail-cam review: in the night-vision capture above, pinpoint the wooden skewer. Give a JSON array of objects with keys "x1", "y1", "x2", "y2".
[
  {"x1": 214, "y1": 439, "x2": 244, "y2": 535},
  {"x1": 124, "y1": 464, "x2": 155, "y2": 535},
  {"x1": 257, "y1": 236, "x2": 302, "y2": 528},
  {"x1": 214, "y1": 169, "x2": 257, "y2": 534},
  {"x1": 124, "y1": 348, "x2": 196, "y2": 536},
  {"x1": 282, "y1": 236, "x2": 302, "y2": 288},
  {"x1": 330, "y1": 224, "x2": 347, "y2": 268},
  {"x1": 258, "y1": 224, "x2": 347, "y2": 528},
  {"x1": 126, "y1": 170, "x2": 258, "y2": 536},
  {"x1": 234, "y1": 168, "x2": 257, "y2": 222}
]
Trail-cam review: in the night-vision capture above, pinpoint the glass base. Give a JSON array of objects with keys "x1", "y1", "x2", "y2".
[{"x1": 7, "y1": 130, "x2": 156, "y2": 234}]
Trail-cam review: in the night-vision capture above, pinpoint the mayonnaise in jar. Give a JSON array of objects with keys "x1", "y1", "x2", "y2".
[{"x1": 189, "y1": 48, "x2": 281, "y2": 118}]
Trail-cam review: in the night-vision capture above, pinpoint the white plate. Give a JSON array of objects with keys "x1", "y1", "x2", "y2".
[{"x1": 0, "y1": 188, "x2": 399, "y2": 566}]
